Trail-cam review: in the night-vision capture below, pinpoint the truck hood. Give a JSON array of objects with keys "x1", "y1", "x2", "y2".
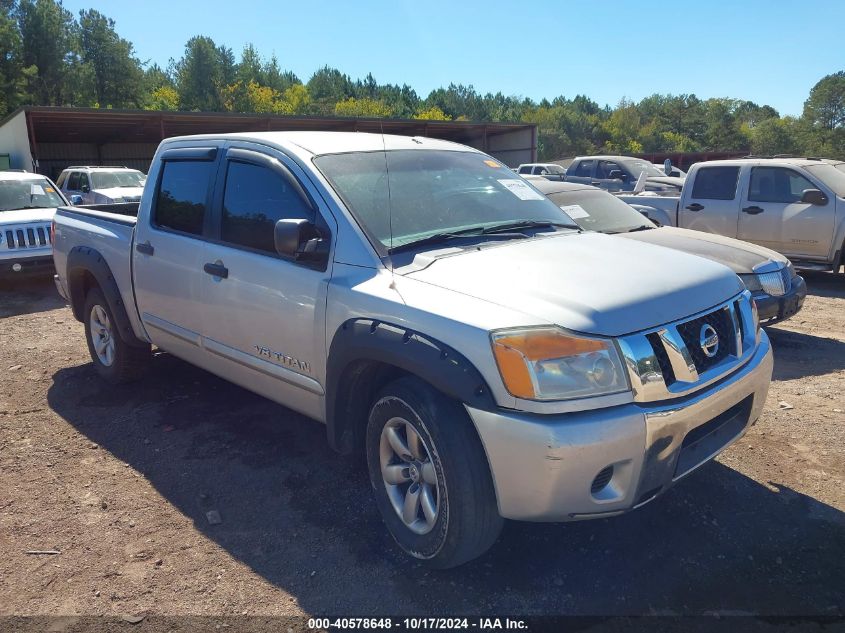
[
  {"x1": 93, "y1": 187, "x2": 144, "y2": 201},
  {"x1": 0, "y1": 207, "x2": 57, "y2": 224},
  {"x1": 400, "y1": 232, "x2": 743, "y2": 337},
  {"x1": 620, "y1": 226, "x2": 788, "y2": 273}
]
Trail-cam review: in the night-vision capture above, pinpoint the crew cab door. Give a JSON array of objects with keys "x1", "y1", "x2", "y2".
[
  {"x1": 679, "y1": 165, "x2": 742, "y2": 237},
  {"x1": 198, "y1": 144, "x2": 335, "y2": 420},
  {"x1": 738, "y1": 165, "x2": 835, "y2": 258},
  {"x1": 132, "y1": 146, "x2": 219, "y2": 368}
]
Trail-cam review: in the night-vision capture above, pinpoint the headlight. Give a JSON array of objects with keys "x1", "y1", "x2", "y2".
[{"x1": 491, "y1": 326, "x2": 628, "y2": 401}]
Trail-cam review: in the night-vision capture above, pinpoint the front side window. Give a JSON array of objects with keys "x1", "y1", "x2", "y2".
[
  {"x1": 518, "y1": 166, "x2": 532, "y2": 174},
  {"x1": 596, "y1": 161, "x2": 623, "y2": 179},
  {"x1": 220, "y1": 161, "x2": 312, "y2": 253},
  {"x1": 690, "y1": 166, "x2": 740, "y2": 200},
  {"x1": 79, "y1": 173, "x2": 90, "y2": 190},
  {"x1": 153, "y1": 160, "x2": 213, "y2": 235},
  {"x1": 749, "y1": 167, "x2": 815, "y2": 203},
  {"x1": 0, "y1": 178, "x2": 66, "y2": 212},
  {"x1": 573, "y1": 160, "x2": 594, "y2": 177},
  {"x1": 314, "y1": 150, "x2": 572, "y2": 250},
  {"x1": 621, "y1": 160, "x2": 664, "y2": 179}
]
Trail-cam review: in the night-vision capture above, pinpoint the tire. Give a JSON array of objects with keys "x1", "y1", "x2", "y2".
[
  {"x1": 365, "y1": 376, "x2": 503, "y2": 568},
  {"x1": 83, "y1": 287, "x2": 150, "y2": 384}
]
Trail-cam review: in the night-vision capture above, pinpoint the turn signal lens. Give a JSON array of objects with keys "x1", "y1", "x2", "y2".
[{"x1": 491, "y1": 327, "x2": 628, "y2": 401}]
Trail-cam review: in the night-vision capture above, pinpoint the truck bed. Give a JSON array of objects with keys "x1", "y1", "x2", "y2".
[{"x1": 52, "y1": 204, "x2": 140, "y2": 331}]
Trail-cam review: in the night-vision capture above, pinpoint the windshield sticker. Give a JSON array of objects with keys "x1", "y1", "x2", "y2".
[
  {"x1": 559, "y1": 204, "x2": 589, "y2": 219},
  {"x1": 30, "y1": 184, "x2": 45, "y2": 196},
  {"x1": 497, "y1": 179, "x2": 545, "y2": 201},
  {"x1": 484, "y1": 159, "x2": 501, "y2": 168}
]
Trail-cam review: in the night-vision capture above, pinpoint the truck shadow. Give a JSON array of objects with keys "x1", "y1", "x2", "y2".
[
  {"x1": 800, "y1": 270, "x2": 844, "y2": 299},
  {"x1": 46, "y1": 354, "x2": 845, "y2": 616},
  {"x1": 765, "y1": 327, "x2": 845, "y2": 380},
  {"x1": 0, "y1": 276, "x2": 64, "y2": 318}
]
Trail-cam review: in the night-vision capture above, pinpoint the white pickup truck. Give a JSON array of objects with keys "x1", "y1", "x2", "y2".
[
  {"x1": 53, "y1": 132, "x2": 773, "y2": 568},
  {"x1": 621, "y1": 157, "x2": 845, "y2": 273}
]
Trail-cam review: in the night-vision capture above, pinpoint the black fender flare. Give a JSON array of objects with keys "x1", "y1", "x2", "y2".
[
  {"x1": 325, "y1": 318, "x2": 497, "y2": 453},
  {"x1": 66, "y1": 246, "x2": 147, "y2": 348}
]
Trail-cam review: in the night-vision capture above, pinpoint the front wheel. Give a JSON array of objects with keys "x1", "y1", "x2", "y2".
[
  {"x1": 84, "y1": 287, "x2": 150, "y2": 384},
  {"x1": 366, "y1": 376, "x2": 503, "y2": 568}
]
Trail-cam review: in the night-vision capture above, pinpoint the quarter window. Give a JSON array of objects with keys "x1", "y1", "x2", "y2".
[
  {"x1": 153, "y1": 160, "x2": 213, "y2": 235},
  {"x1": 749, "y1": 167, "x2": 816, "y2": 203},
  {"x1": 690, "y1": 166, "x2": 740, "y2": 200},
  {"x1": 220, "y1": 161, "x2": 312, "y2": 254}
]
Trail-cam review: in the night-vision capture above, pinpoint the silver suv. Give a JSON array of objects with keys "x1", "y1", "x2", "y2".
[{"x1": 56, "y1": 166, "x2": 146, "y2": 205}]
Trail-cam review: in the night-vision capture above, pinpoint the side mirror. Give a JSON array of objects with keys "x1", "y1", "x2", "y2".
[
  {"x1": 800, "y1": 188, "x2": 828, "y2": 205},
  {"x1": 81, "y1": 185, "x2": 90, "y2": 194},
  {"x1": 69, "y1": 194, "x2": 84, "y2": 205},
  {"x1": 274, "y1": 218, "x2": 326, "y2": 263},
  {"x1": 608, "y1": 170, "x2": 625, "y2": 181}
]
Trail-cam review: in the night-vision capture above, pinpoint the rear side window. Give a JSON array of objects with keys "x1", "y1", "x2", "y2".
[
  {"x1": 518, "y1": 166, "x2": 531, "y2": 174},
  {"x1": 153, "y1": 161, "x2": 213, "y2": 235},
  {"x1": 749, "y1": 167, "x2": 815, "y2": 203},
  {"x1": 220, "y1": 161, "x2": 312, "y2": 254},
  {"x1": 690, "y1": 166, "x2": 740, "y2": 200},
  {"x1": 67, "y1": 172, "x2": 80, "y2": 190}
]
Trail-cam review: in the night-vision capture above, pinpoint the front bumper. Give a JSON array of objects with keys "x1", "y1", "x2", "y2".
[
  {"x1": 755, "y1": 275, "x2": 806, "y2": 323},
  {"x1": 467, "y1": 331, "x2": 773, "y2": 521},
  {"x1": 0, "y1": 254, "x2": 55, "y2": 278}
]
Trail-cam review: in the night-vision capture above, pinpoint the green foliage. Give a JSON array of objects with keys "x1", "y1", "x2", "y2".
[
  {"x1": 334, "y1": 96, "x2": 393, "y2": 118},
  {"x1": 145, "y1": 85, "x2": 178, "y2": 111},
  {"x1": 175, "y1": 35, "x2": 232, "y2": 111},
  {"x1": 803, "y1": 71, "x2": 845, "y2": 130},
  {"x1": 414, "y1": 106, "x2": 451, "y2": 121},
  {"x1": 78, "y1": 9, "x2": 143, "y2": 108}
]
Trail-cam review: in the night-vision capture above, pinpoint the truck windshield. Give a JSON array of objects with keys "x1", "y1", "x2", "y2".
[
  {"x1": 0, "y1": 178, "x2": 66, "y2": 211},
  {"x1": 622, "y1": 160, "x2": 666, "y2": 178},
  {"x1": 314, "y1": 150, "x2": 575, "y2": 251},
  {"x1": 91, "y1": 170, "x2": 145, "y2": 189},
  {"x1": 805, "y1": 164, "x2": 845, "y2": 197},
  {"x1": 545, "y1": 189, "x2": 656, "y2": 234}
]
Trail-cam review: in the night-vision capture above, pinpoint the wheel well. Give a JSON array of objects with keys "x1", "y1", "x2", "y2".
[
  {"x1": 331, "y1": 360, "x2": 409, "y2": 456},
  {"x1": 67, "y1": 268, "x2": 100, "y2": 321}
]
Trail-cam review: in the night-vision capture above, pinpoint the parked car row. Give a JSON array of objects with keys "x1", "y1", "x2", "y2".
[
  {"x1": 51, "y1": 131, "x2": 776, "y2": 568},
  {"x1": 0, "y1": 166, "x2": 146, "y2": 279}
]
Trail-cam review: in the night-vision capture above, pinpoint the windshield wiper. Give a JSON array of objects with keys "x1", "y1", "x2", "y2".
[
  {"x1": 480, "y1": 220, "x2": 581, "y2": 234},
  {"x1": 389, "y1": 220, "x2": 579, "y2": 254},
  {"x1": 626, "y1": 225, "x2": 655, "y2": 233}
]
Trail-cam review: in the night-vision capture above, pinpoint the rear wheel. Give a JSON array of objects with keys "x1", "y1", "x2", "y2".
[
  {"x1": 84, "y1": 287, "x2": 150, "y2": 383},
  {"x1": 366, "y1": 376, "x2": 503, "y2": 568}
]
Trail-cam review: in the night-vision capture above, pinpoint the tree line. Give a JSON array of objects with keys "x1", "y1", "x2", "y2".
[{"x1": 2, "y1": 0, "x2": 844, "y2": 160}]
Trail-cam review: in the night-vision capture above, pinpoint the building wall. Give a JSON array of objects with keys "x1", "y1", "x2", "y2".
[
  {"x1": 37, "y1": 142, "x2": 157, "y2": 180},
  {"x1": 0, "y1": 111, "x2": 34, "y2": 171},
  {"x1": 486, "y1": 128, "x2": 536, "y2": 166}
]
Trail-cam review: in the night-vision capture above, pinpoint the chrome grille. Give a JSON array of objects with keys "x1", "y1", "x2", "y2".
[
  {"x1": 618, "y1": 292, "x2": 756, "y2": 403},
  {"x1": 1, "y1": 223, "x2": 52, "y2": 250},
  {"x1": 757, "y1": 270, "x2": 787, "y2": 297}
]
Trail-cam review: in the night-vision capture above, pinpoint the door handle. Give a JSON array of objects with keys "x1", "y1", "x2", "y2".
[
  {"x1": 203, "y1": 262, "x2": 228, "y2": 279},
  {"x1": 742, "y1": 206, "x2": 764, "y2": 215},
  {"x1": 685, "y1": 203, "x2": 704, "y2": 211},
  {"x1": 135, "y1": 241, "x2": 154, "y2": 256}
]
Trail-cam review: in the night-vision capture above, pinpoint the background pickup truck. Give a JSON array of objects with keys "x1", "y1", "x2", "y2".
[
  {"x1": 620, "y1": 157, "x2": 845, "y2": 273},
  {"x1": 53, "y1": 131, "x2": 773, "y2": 568},
  {"x1": 565, "y1": 155, "x2": 685, "y2": 194}
]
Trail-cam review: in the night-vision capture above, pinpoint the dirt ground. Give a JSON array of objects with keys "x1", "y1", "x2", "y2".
[{"x1": 0, "y1": 273, "x2": 843, "y2": 618}]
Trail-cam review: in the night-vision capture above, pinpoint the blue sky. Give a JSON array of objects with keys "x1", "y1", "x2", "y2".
[{"x1": 60, "y1": 0, "x2": 845, "y2": 116}]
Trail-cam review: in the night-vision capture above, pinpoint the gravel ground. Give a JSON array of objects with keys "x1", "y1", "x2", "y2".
[{"x1": 0, "y1": 273, "x2": 843, "y2": 618}]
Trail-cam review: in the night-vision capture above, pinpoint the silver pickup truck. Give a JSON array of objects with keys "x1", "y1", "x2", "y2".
[
  {"x1": 620, "y1": 157, "x2": 845, "y2": 274},
  {"x1": 53, "y1": 132, "x2": 773, "y2": 568}
]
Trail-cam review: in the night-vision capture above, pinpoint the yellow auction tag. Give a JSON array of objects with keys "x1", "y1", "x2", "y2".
[{"x1": 484, "y1": 160, "x2": 500, "y2": 168}]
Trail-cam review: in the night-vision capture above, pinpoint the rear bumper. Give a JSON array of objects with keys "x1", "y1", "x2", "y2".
[
  {"x1": 755, "y1": 275, "x2": 807, "y2": 323},
  {"x1": 467, "y1": 332, "x2": 773, "y2": 521},
  {"x1": 0, "y1": 254, "x2": 54, "y2": 278}
]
